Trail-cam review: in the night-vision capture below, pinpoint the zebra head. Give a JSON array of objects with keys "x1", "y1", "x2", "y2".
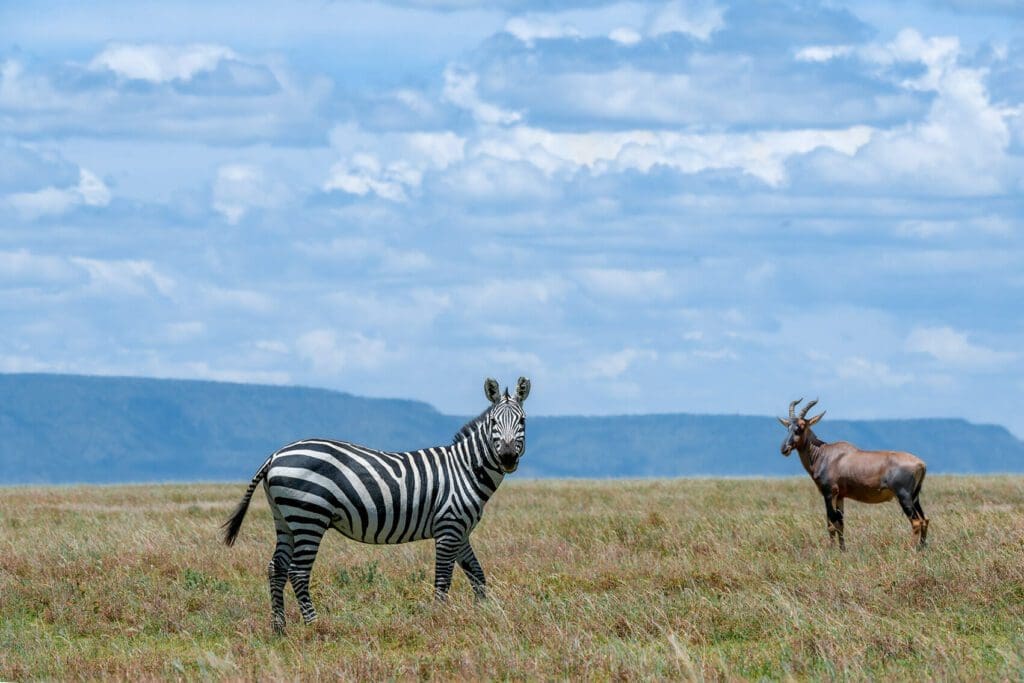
[{"x1": 483, "y1": 376, "x2": 530, "y2": 473}]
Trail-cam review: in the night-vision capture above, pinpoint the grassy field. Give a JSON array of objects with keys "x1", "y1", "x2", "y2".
[{"x1": 2, "y1": 477, "x2": 1023, "y2": 680}]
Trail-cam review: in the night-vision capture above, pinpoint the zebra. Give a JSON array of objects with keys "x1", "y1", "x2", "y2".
[{"x1": 221, "y1": 376, "x2": 530, "y2": 633}]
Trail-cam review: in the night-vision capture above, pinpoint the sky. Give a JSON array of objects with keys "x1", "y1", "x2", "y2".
[{"x1": 1, "y1": 1, "x2": 1023, "y2": 436}]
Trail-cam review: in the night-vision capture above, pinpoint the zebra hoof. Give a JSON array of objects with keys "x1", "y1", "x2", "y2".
[{"x1": 272, "y1": 619, "x2": 286, "y2": 635}]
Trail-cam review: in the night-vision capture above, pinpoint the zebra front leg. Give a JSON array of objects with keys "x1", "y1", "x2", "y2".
[
  {"x1": 433, "y1": 535, "x2": 462, "y2": 602},
  {"x1": 457, "y1": 540, "x2": 487, "y2": 601},
  {"x1": 267, "y1": 500, "x2": 294, "y2": 634},
  {"x1": 288, "y1": 525, "x2": 326, "y2": 625}
]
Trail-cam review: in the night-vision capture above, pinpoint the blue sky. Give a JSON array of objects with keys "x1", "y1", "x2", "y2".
[{"x1": 2, "y1": 0, "x2": 1023, "y2": 436}]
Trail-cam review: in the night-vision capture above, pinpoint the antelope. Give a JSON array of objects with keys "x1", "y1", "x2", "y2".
[{"x1": 778, "y1": 398, "x2": 929, "y2": 550}]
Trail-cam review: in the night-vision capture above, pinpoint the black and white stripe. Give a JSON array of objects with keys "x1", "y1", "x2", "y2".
[{"x1": 222, "y1": 376, "x2": 530, "y2": 633}]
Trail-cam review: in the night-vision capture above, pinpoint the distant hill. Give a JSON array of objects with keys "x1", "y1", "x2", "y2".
[{"x1": 1, "y1": 373, "x2": 1021, "y2": 484}]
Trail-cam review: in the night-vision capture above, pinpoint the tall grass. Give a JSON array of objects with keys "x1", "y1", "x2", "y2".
[{"x1": 1, "y1": 477, "x2": 1022, "y2": 680}]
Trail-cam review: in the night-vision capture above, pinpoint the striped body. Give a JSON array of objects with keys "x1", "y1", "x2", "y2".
[
  {"x1": 222, "y1": 377, "x2": 530, "y2": 633},
  {"x1": 266, "y1": 434, "x2": 505, "y2": 549}
]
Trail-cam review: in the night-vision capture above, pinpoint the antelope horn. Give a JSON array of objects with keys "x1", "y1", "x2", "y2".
[
  {"x1": 788, "y1": 398, "x2": 801, "y2": 420},
  {"x1": 799, "y1": 398, "x2": 819, "y2": 419}
]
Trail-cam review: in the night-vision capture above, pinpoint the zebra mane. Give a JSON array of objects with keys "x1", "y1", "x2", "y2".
[{"x1": 453, "y1": 406, "x2": 493, "y2": 444}]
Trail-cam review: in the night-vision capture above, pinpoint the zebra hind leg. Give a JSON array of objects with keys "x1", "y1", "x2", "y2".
[
  {"x1": 267, "y1": 493, "x2": 294, "y2": 634},
  {"x1": 268, "y1": 538, "x2": 293, "y2": 635},
  {"x1": 288, "y1": 525, "x2": 327, "y2": 626}
]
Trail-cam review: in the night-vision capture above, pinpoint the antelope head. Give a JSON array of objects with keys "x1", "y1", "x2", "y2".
[{"x1": 777, "y1": 398, "x2": 826, "y2": 456}]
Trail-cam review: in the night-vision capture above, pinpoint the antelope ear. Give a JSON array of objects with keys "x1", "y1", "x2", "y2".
[
  {"x1": 515, "y1": 376, "x2": 531, "y2": 402},
  {"x1": 777, "y1": 417, "x2": 790, "y2": 428},
  {"x1": 484, "y1": 378, "x2": 501, "y2": 404},
  {"x1": 807, "y1": 411, "x2": 826, "y2": 426}
]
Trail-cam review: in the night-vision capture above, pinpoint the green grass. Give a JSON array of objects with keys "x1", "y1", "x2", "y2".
[{"x1": 2, "y1": 477, "x2": 1023, "y2": 680}]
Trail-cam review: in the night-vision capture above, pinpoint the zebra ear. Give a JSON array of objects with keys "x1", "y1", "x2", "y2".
[
  {"x1": 484, "y1": 378, "x2": 501, "y2": 404},
  {"x1": 515, "y1": 376, "x2": 531, "y2": 402}
]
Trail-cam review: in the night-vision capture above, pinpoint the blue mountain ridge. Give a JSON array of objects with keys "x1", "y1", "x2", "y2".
[{"x1": 1, "y1": 373, "x2": 1021, "y2": 484}]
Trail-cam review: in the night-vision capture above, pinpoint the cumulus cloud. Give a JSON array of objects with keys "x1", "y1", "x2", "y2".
[
  {"x1": 0, "y1": 250, "x2": 174, "y2": 300},
  {"x1": 501, "y1": 2, "x2": 722, "y2": 47},
  {"x1": 504, "y1": 16, "x2": 582, "y2": 45},
  {"x1": 71, "y1": 257, "x2": 175, "y2": 298},
  {"x1": 443, "y1": 66, "x2": 521, "y2": 125},
  {"x1": 471, "y1": 123, "x2": 871, "y2": 186},
  {"x1": 1, "y1": 48, "x2": 328, "y2": 144},
  {"x1": 836, "y1": 356, "x2": 913, "y2": 388},
  {"x1": 4, "y1": 168, "x2": 110, "y2": 219},
  {"x1": 295, "y1": 330, "x2": 391, "y2": 374},
  {"x1": 906, "y1": 326, "x2": 1016, "y2": 367},
  {"x1": 646, "y1": 0, "x2": 724, "y2": 40},
  {"x1": 584, "y1": 348, "x2": 658, "y2": 380},
  {"x1": 795, "y1": 29, "x2": 1020, "y2": 196},
  {"x1": 322, "y1": 154, "x2": 418, "y2": 202},
  {"x1": 323, "y1": 125, "x2": 466, "y2": 202},
  {"x1": 89, "y1": 43, "x2": 236, "y2": 83},
  {"x1": 212, "y1": 163, "x2": 290, "y2": 223}
]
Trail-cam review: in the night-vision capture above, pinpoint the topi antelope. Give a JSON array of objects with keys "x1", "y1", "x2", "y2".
[{"x1": 778, "y1": 398, "x2": 929, "y2": 550}]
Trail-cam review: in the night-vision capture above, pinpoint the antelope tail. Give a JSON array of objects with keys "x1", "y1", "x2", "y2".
[{"x1": 221, "y1": 454, "x2": 274, "y2": 546}]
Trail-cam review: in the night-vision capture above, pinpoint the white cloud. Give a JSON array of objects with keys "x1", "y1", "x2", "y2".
[
  {"x1": 836, "y1": 356, "x2": 913, "y2": 388},
  {"x1": 472, "y1": 122, "x2": 872, "y2": 186},
  {"x1": 458, "y1": 277, "x2": 569, "y2": 314},
  {"x1": 577, "y1": 268, "x2": 672, "y2": 300},
  {"x1": 321, "y1": 288, "x2": 451, "y2": 330},
  {"x1": 5, "y1": 168, "x2": 111, "y2": 219},
  {"x1": 70, "y1": 257, "x2": 175, "y2": 297},
  {"x1": 295, "y1": 329, "x2": 391, "y2": 374},
  {"x1": 323, "y1": 126, "x2": 466, "y2": 202},
  {"x1": 0, "y1": 250, "x2": 82, "y2": 287},
  {"x1": 585, "y1": 348, "x2": 658, "y2": 380},
  {"x1": 213, "y1": 163, "x2": 289, "y2": 223},
  {"x1": 500, "y1": 2, "x2": 721, "y2": 51},
  {"x1": 799, "y1": 29, "x2": 1019, "y2": 196},
  {"x1": 795, "y1": 45, "x2": 855, "y2": 62},
  {"x1": 646, "y1": 0, "x2": 724, "y2": 41},
  {"x1": 609, "y1": 27, "x2": 643, "y2": 45},
  {"x1": 322, "y1": 153, "x2": 416, "y2": 202},
  {"x1": 0, "y1": 59, "x2": 66, "y2": 111},
  {"x1": 89, "y1": 43, "x2": 235, "y2": 83},
  {"x1": 441, "y1": 155, "x2": 554, "y2": 201},
  {"x1": 504, "y1": 16, "x2": 581, "y2": 45},
  {"x1": 906, "y1": 326, "x2": 1016, "y2": 367},
  {"x1": 443, "y1": 66, "x2": 521, "y2": 126}
]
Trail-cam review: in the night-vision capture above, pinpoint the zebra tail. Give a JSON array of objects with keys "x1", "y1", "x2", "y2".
[{"x1": 221, "y1": 455, "x2": 273, "y2": 546}]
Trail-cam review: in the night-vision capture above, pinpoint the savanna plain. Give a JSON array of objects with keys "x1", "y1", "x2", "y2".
[{"x1": 2, "y1": 477, "x2": 1023, "y2": 680}]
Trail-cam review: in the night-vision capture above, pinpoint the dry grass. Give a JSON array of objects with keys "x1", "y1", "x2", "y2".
[{"x1": 2, "y1": 476, "x2": 1023, "y2": 680}]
